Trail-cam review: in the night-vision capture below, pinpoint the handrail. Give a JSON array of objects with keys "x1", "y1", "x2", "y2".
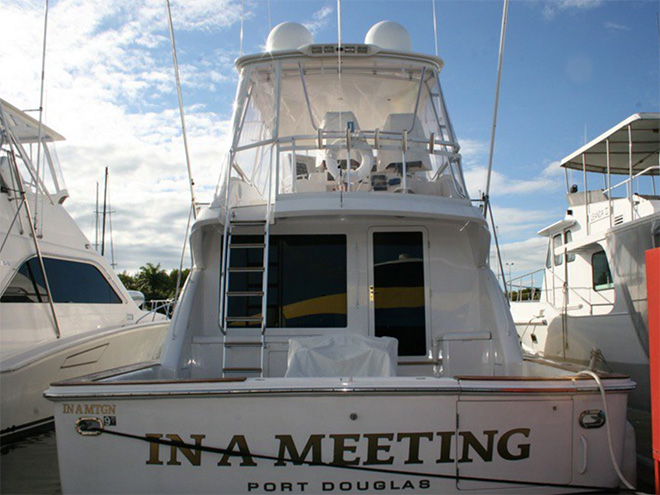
[
  {"x1": 603, "y1": 165, "x2": 659, "y2": 195},
  {"x1": 507, "y1": 267, "x2": 613, "y2": 313},
  {"x1": 136, "y1": 299, "x2": 176, "y2": 323}
]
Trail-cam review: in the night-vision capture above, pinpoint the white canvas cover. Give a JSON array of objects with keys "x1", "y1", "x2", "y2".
[{"x1": 285, "y1": 334, "x2": 398, "y2": 377}]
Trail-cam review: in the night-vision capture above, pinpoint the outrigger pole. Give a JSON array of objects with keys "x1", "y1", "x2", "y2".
[
  {"x1": 165, "y1": 0, "x2": 198, "y2": 220},
  {"x1": 483, "y1": 0, "x2": 509, "y2": 217},
  {"x1": 165, "y1": 0, "x2": 199, "y2": 302}
]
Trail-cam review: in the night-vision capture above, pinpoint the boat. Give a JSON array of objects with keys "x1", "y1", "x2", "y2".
[
  {"x1": 46, "y1": 21, "x2": 637, "y2": 493},
  {"x1": 508, "y1": 112, "x2": 659, "y2": 475},
  {"x1": 0, "y1": 99, "x2": 169, "y2": 442},
  {"x1": 510, "y1": 113, "x2": 659, "y2": 409}
]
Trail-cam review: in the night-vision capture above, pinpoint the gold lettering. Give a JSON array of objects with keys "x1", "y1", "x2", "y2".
[
  {"x1": 459, "y1": 430, "x2": 497, "y2": 463},
  {"x1": 435, "y1": 431, "x2": 455, "y2": 464},
  {"x1": 397, "y1": 432, "x2": 433, "y2": 464},
  {"x1": 75, "y1": 405, "x2": 83, "y2": 414},
  {"x1": 218, "y1": 435, "x2": 257, "y2": 467},
  {"x1": 146, "y1": 434, "x2": 164, "y2": 465},
  {"x1": 329, "y1": 434, "x2": 361, "y2": 466},
  {"x1": 165, "y1": 434, "x2": 205, "y2": 466},
  {"x1": 497, "y1": 428, "x2": 531, "y2": 461},
  {"x1": 274, "y1": 434, "x2": 325, "y2": 466},
  {"x1": 62, "y1": 404, "x2": 73, "y2": 414},
  {"x1": 364, "y1": 433, "x2": 394, "y2": 465}
]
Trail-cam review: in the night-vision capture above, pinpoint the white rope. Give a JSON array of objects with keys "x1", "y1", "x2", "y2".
[
  {"x1": 577, "y1": 370, "x2": 635, "y2": 490},
  {"x1": 484, "y1": 0, "x2": 509, "y2": 209},
  {"x1": 166, "y1": 0, "x2": 198, "y2": 219}
]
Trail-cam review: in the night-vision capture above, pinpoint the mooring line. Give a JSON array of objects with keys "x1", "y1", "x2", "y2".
[{"x1": 88, "y1": 426, "x2": 624, "y2": 493}]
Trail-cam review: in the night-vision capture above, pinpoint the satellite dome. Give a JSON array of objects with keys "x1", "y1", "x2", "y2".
[
  {"x1": 364, "y1": 21, "x2": 412, "y2": 52},
  {"x1": 266, "y1": 22, "x2": 313, "y2": 52}
]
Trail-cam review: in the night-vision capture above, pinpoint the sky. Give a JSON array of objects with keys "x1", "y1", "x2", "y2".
[{"x1": 2, "y1": 0, "x2": 658, "y2": 278}]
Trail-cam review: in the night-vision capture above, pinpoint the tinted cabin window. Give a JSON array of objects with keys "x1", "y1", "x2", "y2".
[
  {"x1": 592, "y1": 251, "x2": 614, "y2": 291},
  {"x1": 372, "y1": 232, "x2": 426, "y2": 356},
  {"x1": 227, "y1": 235, "x2": 347, "y2": 328},
  {"x1": 0, "y1": 257, "x2": 122, "y2": 304}
]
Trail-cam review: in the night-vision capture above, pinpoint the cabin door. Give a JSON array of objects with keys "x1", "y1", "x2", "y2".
[{"x1": 368, "y1": 229, "x2": 429, "y2": 357}]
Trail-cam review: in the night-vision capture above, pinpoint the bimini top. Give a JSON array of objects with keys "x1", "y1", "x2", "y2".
[
  {"x1": 0, "y1": 99, "x2": 65, "y2": 144},
  {"x1": 561, "y1": 113, "x2": 659, "y2": 175}
]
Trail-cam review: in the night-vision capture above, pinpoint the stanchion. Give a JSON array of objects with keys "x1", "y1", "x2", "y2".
[{"x1": 646, "y1": 247, "x2": 660, "y2": 495}]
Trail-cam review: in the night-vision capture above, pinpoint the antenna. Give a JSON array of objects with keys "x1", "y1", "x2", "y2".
[
  {"x1": 108, "y1": 183, "x2": 116, "y2": 270},
  {"x1": 431, "y1": 0, "x2": 439, "y2": 57},
  {"x1": 101, "y1": 167, "x2": 108, "y2": 256},
  {"x1": 268, "y1": 0, "x2": 272, "y2": 31},
  {"x1": 240, "y1": 0, "x2": 245, "y2": 56},
  {"x1": 94, "y1": 181, "x2": 99, "y2": 251}
]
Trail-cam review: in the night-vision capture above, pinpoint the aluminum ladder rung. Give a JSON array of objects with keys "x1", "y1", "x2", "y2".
[
  {"x1": 229, "y1": 243, "x2": 266, "y2": 249},
  {"x1": 230, "y1": 220, "x2": 267, "y2": 227},
  {"x1": 228, "y1": 266, "x2": 264, "y2": 273},
  {"x1": 225, "y1": 316, "x2": 263, "y2": 323},
  {"x1": 226, "y1": 291, "x2": 264, "y2": 297}
]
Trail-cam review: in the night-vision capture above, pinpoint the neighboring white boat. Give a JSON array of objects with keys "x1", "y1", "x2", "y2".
[
  {"x1": 509, "y1": 113, "x2": 659, "y2": 414},
  {"x1": 0, "y1": 99, "x2": 169, "y2": 442},
  {"x1": 46, "y1": 22, "x2": 637, "y2": 493}
]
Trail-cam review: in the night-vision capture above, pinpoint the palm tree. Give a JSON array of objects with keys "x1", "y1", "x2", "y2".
[{"x1": 134, "y1": 263, "x2": 171, "y2": 301}]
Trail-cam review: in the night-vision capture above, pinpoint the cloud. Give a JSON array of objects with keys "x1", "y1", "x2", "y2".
[
  {"x1": 462, "y1": 153, "x2": 563, "y2": 198},
  {"x1": 542, "y1": 0, "x2": 604, "y2": 19},
  {"x1": 1, "y1": 0, "x2": 241, "y2": 272},
  {"x1": 493, "y1": 236, "x2": 549, "y2": 280},
  {"x1": 303, "y1": 5, "x2": 334, "y2": 36},
  {"x1": 604, "y1": 21, "x2": 630, "y2": 31}
]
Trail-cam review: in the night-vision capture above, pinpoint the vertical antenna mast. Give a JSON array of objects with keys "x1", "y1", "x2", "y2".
[
  {"x1": 94, "y1": 181, "x2": 99, "y2": 251},
  {"x1": 483, "y1": 0, "x2": 509, "y2": 215},
  {"x1": 101, "y1": 167, "x2": 108, "y2": 256},
  {"x1": 240, "y1": 0, "x2": 245, "y2": 56},
  {"x1": 432, "y1": 0, "x2": 439, "y2": 57},
  {"x1": 166, "y1": 0, "x2": 198, "y2": 219}
]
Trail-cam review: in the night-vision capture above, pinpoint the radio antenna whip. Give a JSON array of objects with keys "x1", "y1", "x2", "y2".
[
  {"x1": 431, "y1": 0, "x2": 439, "y2": 57},
  {"x1": 483, "y1": 0, "x2": 509, "y2": 217}
]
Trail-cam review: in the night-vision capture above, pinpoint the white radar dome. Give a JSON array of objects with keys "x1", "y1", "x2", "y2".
[
  {"x1": 266, "y1": 22, "x2": 313, "y2": 52},
  {"x1": 364, "y1": 21, "x2": 412, "y2": 52}
]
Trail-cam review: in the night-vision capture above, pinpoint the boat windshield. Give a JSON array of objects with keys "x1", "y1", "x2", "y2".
[{"x1": 216, "y1": 54, "x2": 468, "y2": 203}]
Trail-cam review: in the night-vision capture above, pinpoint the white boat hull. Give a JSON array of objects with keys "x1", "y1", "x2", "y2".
[
  {"x1": 1, "y1": 321, "x2": 168, "y2": 441},
  {"x1": 48, "y1": 372, "x2": 634, "y2": 494}
]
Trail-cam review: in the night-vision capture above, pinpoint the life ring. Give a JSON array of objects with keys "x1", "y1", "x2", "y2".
[{"x1": 317, "y1": 147, "x2": 373, "y2": 183}]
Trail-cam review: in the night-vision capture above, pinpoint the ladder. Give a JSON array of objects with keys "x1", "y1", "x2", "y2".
[{"x1": 220, "y1": 215, "x2": 270, "y2": 377}]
